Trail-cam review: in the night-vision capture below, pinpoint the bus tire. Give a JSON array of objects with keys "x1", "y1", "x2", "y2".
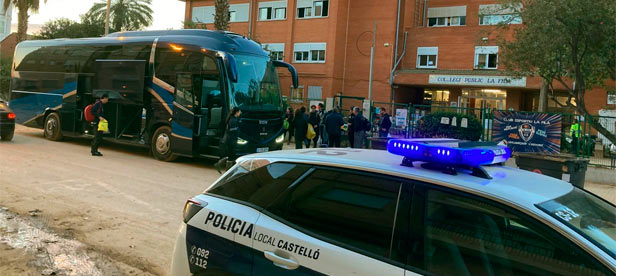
[
  {"x1": 152, "y1": 126, "x2": 177, "y2": 162},
  {"x1": 44, "y1": 113, "x2": 63, "y2": 141}
]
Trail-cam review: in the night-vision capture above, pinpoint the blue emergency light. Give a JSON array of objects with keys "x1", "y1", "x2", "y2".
[{"x1": 387, "y1": 139, "x2": 511, "y2": 168}]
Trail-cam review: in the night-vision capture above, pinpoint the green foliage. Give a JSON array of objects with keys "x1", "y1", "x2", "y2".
[
  {"x1": 214, "y1": 0, "x2": 230, "y2": 31},
  {"x1": 0, "y1": 57, "x2": 12, "y2": 101},
  {"x1": 86, "y1": 0, "x2": 153, "y2": 31},
  {"x1": 183, "y1": 20, "x2": 207, "y2": 29},
  {"x1": 5, "y1": 0, "x2": 47, "y2": 42},
  {"x1": 35, "y1": 16, "x2": 112, "y2": 39},
  {"x1": 417, "y1": 112, "x2": 483, "y2": 141},
  {"x1": 496, "y1": 0, "x2": 616, "y2": 144}
]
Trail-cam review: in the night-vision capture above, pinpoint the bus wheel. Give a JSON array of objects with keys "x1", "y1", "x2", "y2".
[
  {"x1": 44, "y1": 113, "x2": 63, "y2": 141},
  {"x1": 152, "y1": 126, "x2": 177, "y2": 162}
]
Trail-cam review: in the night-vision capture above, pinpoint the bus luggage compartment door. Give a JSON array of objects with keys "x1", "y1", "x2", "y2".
[{"x1": 171, "y1": 73, "x2": 199, "y2": 156}]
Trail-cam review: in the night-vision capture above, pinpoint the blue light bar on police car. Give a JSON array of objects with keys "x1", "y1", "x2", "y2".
[{"x1": 387, "y1": 139, "x2": 511, "y2": 167}]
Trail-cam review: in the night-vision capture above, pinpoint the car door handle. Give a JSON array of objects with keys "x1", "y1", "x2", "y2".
[{"x1": 264, "y1": 251, "x2": 299, "y2": 270}]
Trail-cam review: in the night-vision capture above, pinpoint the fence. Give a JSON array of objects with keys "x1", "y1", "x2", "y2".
[{"x1": 285, "y1": 95, "x2": 616, "y2": 168}]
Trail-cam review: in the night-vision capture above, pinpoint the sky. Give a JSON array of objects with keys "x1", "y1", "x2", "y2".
[{"x1": 10, "y1": 0, "x2": 185, "y2": 33}]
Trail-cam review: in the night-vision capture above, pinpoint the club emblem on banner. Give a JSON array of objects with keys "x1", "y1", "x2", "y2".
[{"x1": 518, "y1": 123, "x2": 536, "y2": 142}]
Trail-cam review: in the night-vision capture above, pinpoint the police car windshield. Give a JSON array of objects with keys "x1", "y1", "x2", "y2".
[{"x1": 537, "y1": 187, "x2": 616, "y2": 258}]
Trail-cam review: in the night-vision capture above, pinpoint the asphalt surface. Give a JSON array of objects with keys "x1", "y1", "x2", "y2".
[{"x1": 0, "y1": 125, "x2": 615, "y2": 275}]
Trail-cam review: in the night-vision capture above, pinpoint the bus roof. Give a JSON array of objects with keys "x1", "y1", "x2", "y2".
[{"x1": 17, "y1": 29, "x2": 268, "y2": 57}]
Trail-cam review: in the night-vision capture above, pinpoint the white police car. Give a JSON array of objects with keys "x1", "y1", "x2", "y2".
[{"x1": 170, "y1": 139, "x2": 616, "y2": 276}]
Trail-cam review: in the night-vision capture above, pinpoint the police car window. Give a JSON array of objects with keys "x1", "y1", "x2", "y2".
[
  {"x1": 270, "y1": 168, "x2": 402, "y2": 259},
  {"x1": 421, "y1": 189, "x2": 610, "y2": 276},
  {"x1": 208, "y1": 162, "x2": 310, "y2": 208}
]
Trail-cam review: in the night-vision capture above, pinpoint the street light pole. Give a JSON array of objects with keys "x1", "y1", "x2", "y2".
[
  {"x1": 368, "y1": 21, "x2": 376, "y2": 121},
  {"x1": 104, "y1": 0, "x2": 111, "y2": 35}
]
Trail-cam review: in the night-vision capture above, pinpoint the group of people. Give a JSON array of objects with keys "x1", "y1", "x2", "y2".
[{"x1": 283, "y1": 104, "x2": 392, "y2": 149}]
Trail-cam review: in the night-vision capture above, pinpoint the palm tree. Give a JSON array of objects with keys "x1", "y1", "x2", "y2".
[
  {"x1": 3, "y1": 0, "x2": 47, "y2": 43},
  {"x1": 86, "y1": 0, "x2": 153, "y2": 32}
]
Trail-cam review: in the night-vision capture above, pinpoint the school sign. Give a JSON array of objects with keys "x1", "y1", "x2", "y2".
[{"x1": 428, "y1": 75, "x2": 527, "y2": 87}]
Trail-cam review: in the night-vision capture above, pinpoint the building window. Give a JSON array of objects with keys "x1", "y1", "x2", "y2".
[
  {"x1": 475, "y1": 46, "x2": 498, "y2": 69},
  {"x1": 427, "y1": 6, "x2": 466, "y2": 27},
  {"x1": 479, "y1": 4, "x2": 522, "y2": 25},
  {"x1": 229, "y1": 3, "x2": 250, "y2": 22},
  {"x1": 262, "y1": 43, "x2": 285, "y2": 61},
  {"x1": 293, "y1": 43, "x2": 326, "y2": 63},
  {"x1": 297, "y1": 0, "x2": 328, "y2": 19},
  {"x1": 291, "y1": 85, "x2": 304, "y2": 102},
  {"x1": 479, "y1": 14, "x2": 522, "y2": 25},
  {"x1": 229, "y1": 11, "x2": 237, "y2": 22},
  {"x1": 417, "y1": 47, "x2": 438, "y2": 69},
  {"x1": 192, "y1": 6, "x2": 215, "y2": 24},
  {"x1": 307, "y1": 86, "x2": 322, "y2": 100},
  {"x1": 258, "y1": 1, "x2": 287, "y2": 20}
]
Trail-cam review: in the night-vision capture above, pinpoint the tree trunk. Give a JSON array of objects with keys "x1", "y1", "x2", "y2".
[
  {"x1": 16, "y1": 1, "x2": 29, "y2": 43},
  {"x1": 538, "y1": 78, "x2": 548, "y2": 112}
]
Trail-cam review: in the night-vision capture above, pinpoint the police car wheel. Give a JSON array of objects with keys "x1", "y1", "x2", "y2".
[
  {"x1": 151, "y1": 125, "x2": 177, "y2": 162},
  {"x1": 44, "y1": 113, "x2": 63, "y2": 141}
]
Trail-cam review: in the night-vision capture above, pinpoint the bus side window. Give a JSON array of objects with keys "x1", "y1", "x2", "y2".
[{"x1": 202, "y1": 55, "x2": 222, "y2": 108}]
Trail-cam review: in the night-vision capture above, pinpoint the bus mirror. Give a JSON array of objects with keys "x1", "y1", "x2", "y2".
[
  {"x1": 223, "y1": 53, "x2": 238, "y2": 83},
  {"x1": 273, "y1": 60, "x2": 298, "y2": 88}
]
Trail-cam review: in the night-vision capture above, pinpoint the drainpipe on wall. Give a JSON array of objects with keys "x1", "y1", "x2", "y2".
[
  {"x1": 390, "y1": 32, "x2": 408, "y2": 101},
  {"x1": 248, "y1": 0, "x2": 254, "y2": 38},
  {"x1": 391, "y1": 0, "x2": 402, "y2": 103}
]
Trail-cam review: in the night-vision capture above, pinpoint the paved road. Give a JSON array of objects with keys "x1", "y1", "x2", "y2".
[{"x1": 0, "y1": 125, "x2": 221, "y2": 275}]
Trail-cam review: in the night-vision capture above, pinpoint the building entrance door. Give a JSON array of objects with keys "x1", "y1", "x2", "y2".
[{"x1": 460, "y1": 89, "x2": 506, "y2": 110}]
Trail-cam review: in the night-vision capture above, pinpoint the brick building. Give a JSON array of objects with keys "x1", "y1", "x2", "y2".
[{"x1": 179, "y1": 0, "x2": 615, "y2": 114}]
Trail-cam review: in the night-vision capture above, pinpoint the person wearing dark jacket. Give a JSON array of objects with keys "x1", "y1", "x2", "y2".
[
  {"x1": 321, "y1": 109, "x2": 333, "y2": 145},
  {"x1": 347, "y1": 106, "x2": 355, "y2": 147},
  {"x1": 215, "y1": 107, "x2": 241, "y2": 173},
  {"x1": 325, "y1": 107, "x2": 344, "y2": 147},
  {"x1": 293, "y1": 107, "x2": 309, "y2": 149},
  {"x1": 284, "y1": 107, "x2": 294, "y2": 145},
  {"x1": 90, "y1": 94, "x2": 109, "y2": 156},
  {"x1": 309, "y1": 105, "x2": 320, "y2": 148},
  {"x1": 352, "y1": 107, "x2": 366, "y2": 148},
  {"x1": 379, "y1": 107, "x2": 392, "y2": 138}
]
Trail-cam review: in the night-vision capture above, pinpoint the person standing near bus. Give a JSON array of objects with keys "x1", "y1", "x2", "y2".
[
  {"x1": 215, "y1": 107, "x2": 241, "y2": 173},
  {"x1": 293, "y1": 107, "x2": 309, "y2": 149},
  {"x1": 347, "y1": 106, "x2": 356, "y2": 147},
  {"x1": 309, "y1": 105, "x2": 320, "y2": 148},
  {"x1": 90, "y1": 94, "x2": 109, "y2": 156},
  {"x1": 570, "y1": 118, "x2": 581, "y2": 154},
  {"x1": 284, "y1": 107, "x2": 294, "y2": 145}
]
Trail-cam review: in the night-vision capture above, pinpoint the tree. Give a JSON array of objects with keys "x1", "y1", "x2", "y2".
[
  {"x1": 3, "y1": 0, "x2": 47, "y2": 43},
  {"x1": 85, "y1": 0, "x2": 153, "y2": 32},
  {"x1": 0, "y1": 57, "x2": 11, "y2": 101},
  {"x1": 496, "y1": 0, "x2": 616, "y2": 144},
  {"x1": 214, "y1": 0, "x2": 230, "y2": 31},
  {"x1": 183, "y1": 20, "x2": 207, "y2": 29},
  {"x1": 35, "y1": 16, "x2": 112, "y2": 39}
]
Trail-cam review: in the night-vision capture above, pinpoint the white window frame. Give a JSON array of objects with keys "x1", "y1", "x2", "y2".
[
  {"x1": 293, "y1": 43, "x2": 326, "y2": 63},
  {"x1": 262, "y1": 43, "x2": 285, "y2": 61},
  {"x1": 427, "y1": 6, "x2": 466, "y2": 27},
  {"x1": 258, "y1": 1, "x2": 287, "y2": 21},
  {"x1": 474, "y1": 46, "x2": 499, "y2": 70},
  {"x1": 479, "y1": 4, "x2": 522, "y2": 25},
  {"x1": 229, "y1": 3, "x2": 250, "y2": 22},
  {"x1": 192, "y1": 6, "x2": 215, "y2": 24},
  {"x1": 417, "y1": 47, "x2": 438, "y2": 69},
  {"x1": 297, "y1": 0, "x2": 328, "y2": 19}
]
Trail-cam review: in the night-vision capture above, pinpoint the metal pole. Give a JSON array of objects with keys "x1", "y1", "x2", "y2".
[
  {"x1": 104, "y1": 0, "x2": 111, "y2": 35},
  {"x1": 368, "y1": 21, "x2": 376, "y2": 117}
]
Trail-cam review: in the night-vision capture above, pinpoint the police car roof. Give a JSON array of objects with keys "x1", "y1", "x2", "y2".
[{"x1": 241, "y1": 149, "x2": 573, "y2": 209}]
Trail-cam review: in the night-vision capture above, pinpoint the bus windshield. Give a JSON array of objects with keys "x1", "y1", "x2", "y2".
[{"x1": 231, "y1": 55, "x2": 283, "y2": 112}]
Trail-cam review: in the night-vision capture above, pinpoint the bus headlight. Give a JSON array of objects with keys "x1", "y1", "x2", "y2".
[
  {"x1": 275, "y1": 134, "x2": 285, "y2": 143},
  {"x1": 237, "y1": 138, "x2": 248, "y2": 145}
]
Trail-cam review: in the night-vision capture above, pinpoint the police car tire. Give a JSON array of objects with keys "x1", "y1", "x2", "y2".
[
  {"x1": 44, "y1": 113, "x2": 63, "y2": 141},
  {"x1": 151, "y1": 125, "x2": 178, "y2": 162}
]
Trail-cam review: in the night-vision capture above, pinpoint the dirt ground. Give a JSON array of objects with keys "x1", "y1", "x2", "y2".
[
  {"x1": 0, "y1": 125, "x2": 615, "y2": 275},
  {"x1": 1, "y1": 125, "x2": 221, "y2": 275}
]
